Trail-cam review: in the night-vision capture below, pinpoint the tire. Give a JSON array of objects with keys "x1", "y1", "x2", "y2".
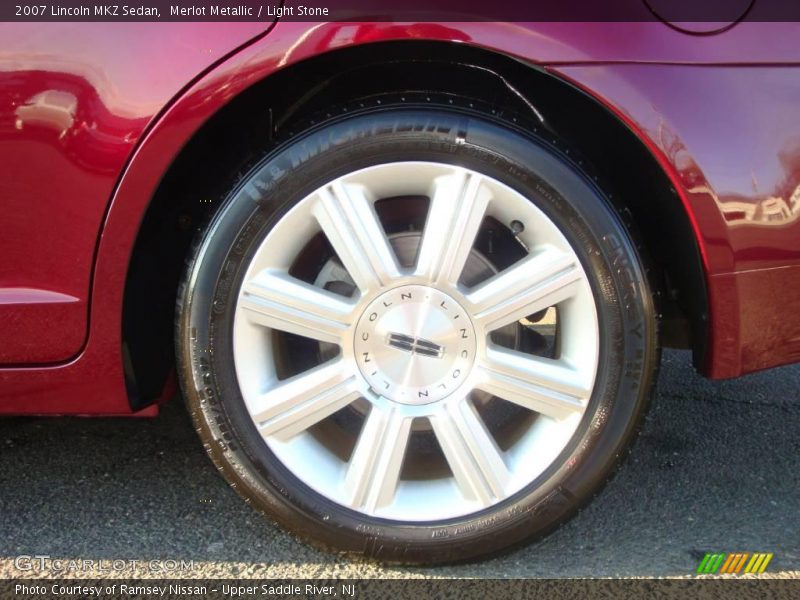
[{"x1": 176, "y1": 103, "x2": 659, "y2": 564}]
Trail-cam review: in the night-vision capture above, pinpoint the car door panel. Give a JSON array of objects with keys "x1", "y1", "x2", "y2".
[{"x1": 0, "y1": 23, "x2": 271, "y2": 363}]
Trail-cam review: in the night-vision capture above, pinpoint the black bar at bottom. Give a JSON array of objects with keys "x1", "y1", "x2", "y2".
[{"x1": 1, "y1": 578, "x2": 798, "y2": 600}]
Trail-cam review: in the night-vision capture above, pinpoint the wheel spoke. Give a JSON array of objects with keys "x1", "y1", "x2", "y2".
[
  {"x1": 414, "y1": 169, "x2": 491, "y2": 285},
  {"x1": 430, "y1": 399, "x2": 510, "y2": 506},
  {"x1": 477, "y1": 346, "x2": 590, "y2": 420},
  {"x1": 252, "y1": 360, "x2": 360, "y2": 441},
  {"x1": 343, "y1": 405, "x2": 413, "y2": 512},
  {"x1": 466, "y1": 249, "x2": 583, "y2": 332},
  {"x1": 313, "y1": 180, "x2": 401, "y2": 294},
  {"x1": 240, "y1": 269, "x2": 355, "y2": 344}
]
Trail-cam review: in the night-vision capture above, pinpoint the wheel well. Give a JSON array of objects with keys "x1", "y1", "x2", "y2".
[{"x1": 122, "y1": 40, "x2": 708, "y2": 409}]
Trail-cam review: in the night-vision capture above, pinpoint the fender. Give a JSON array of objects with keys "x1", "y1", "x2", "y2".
[
  {"x1": 3, "y1": 20, "x2": 799, "y2": 414},
  {"x1": 552, "y1": 63, "x2": 800, "y2": 376}
]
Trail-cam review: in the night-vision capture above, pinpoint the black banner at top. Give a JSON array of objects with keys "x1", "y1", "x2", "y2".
[{"x1": 3, "y1": 0, "x2": 800, "y2": 22}]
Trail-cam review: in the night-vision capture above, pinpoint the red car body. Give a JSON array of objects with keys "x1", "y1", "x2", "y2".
[{"x1": 2, "y1": 20, "x2": 800, "y2": 416}]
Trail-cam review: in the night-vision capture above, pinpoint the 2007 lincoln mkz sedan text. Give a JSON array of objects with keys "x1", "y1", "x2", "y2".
[{"x1": 2, "y1": 19, "x2": 799, "y2": 563}]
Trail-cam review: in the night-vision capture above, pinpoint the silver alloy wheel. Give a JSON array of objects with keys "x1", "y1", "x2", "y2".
[{"x1": 232, "y1": 161, "x2": 599, "y2": 521}]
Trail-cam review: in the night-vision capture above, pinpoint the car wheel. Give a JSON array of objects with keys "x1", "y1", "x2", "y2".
[{"x1": 176, "y1": 103, "x2": 659, "y2": 563}]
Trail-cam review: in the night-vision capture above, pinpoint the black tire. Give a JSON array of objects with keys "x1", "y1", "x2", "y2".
[{"x1": 175, "y1": 104, "x2": 659, "y2": 564}]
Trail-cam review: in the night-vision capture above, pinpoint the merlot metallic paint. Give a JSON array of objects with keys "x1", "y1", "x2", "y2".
[{"x1": 1, "y1": 21, "x2": 799, "y2": 414}]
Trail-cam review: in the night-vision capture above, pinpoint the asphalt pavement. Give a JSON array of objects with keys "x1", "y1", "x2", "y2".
[{"x1": 0, "y1": 349, "x2": 797, "y2": 579}]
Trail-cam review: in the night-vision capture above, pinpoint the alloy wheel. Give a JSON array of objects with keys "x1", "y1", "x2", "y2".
[{"x1": 232, "y1": 161, "x2": 600, "y2": 521}]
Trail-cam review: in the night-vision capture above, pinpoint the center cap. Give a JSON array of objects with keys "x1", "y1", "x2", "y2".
[{"x1": 354, "y1": 285, "x2": 476, "y2": 405}]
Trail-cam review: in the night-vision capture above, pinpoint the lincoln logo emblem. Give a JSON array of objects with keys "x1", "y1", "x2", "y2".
[{"x1": 386, "y1": 333, "x2": 444, "y2": 358}]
